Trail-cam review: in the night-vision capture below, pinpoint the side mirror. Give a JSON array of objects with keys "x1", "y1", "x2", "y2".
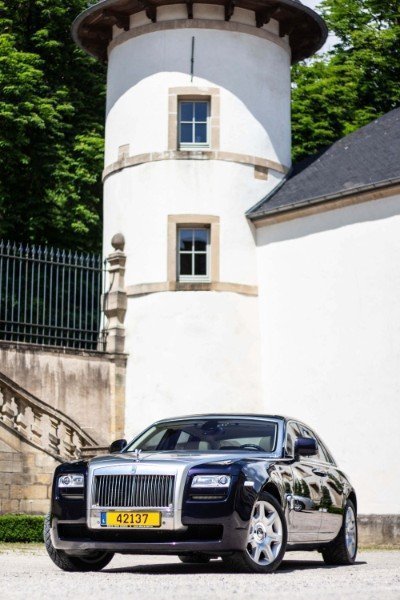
[
  {"x1": 109, "y1": 438, "x2": 127, "y2": 454},
  {"x1": 295, "y1": 437, "x2": 318, "y2": 457}
]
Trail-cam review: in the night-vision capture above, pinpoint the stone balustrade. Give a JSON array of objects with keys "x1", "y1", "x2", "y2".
[{"x1": 0, "y1": 370, "x2": 98, "y2": 462}]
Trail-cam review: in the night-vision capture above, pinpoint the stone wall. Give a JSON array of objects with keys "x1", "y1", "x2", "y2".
[
  {"x1": 0, "y1": 422, "x2": 58, "y2": 514},
  {"x1": 0, "y1": 341, "x2": 127, "y2": 515},
  {"x1": 358, "y1": 515, "x2": 400, "y2": 548},
  {"x1": 0, "y1": 341, "x2": 126, "y2": 444}
]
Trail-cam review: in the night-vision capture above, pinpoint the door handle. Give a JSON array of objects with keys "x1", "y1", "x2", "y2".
[{"x1": 312, "y1": 468, "x2": 328, "y2": 477}]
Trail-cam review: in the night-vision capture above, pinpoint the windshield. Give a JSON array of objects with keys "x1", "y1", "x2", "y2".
[{"x1": 125, "y1": 418, "x2": 278, "y2": 453}]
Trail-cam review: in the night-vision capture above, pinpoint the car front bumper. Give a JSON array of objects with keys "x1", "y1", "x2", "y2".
[{"x1": 50, "y1": 513, "x2": 249, "y2": 555}]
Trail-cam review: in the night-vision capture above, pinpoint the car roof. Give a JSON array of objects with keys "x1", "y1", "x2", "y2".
[{"x1": 154, "y1": 413, "x2": 289, "y2": 424}]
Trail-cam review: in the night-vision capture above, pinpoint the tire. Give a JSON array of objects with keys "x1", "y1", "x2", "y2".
[
  {"x1": 322, "y1": 500, "x2": 357, "y2": 566},
  {"x1": 222, "y1": 491, "x2": 287, "y2": 573},
  {"x1": 178, "y1": 554, "x2": 211, "y2": 564},
  {"x1": 44, "y1": 513, "x2": 114, "y2": 572}
]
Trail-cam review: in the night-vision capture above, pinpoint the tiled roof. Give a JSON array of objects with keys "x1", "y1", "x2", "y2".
[{"x1": 248, "y1": 108, "x2": 400, "y2": 220}]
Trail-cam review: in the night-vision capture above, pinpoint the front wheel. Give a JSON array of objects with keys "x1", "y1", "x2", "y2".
[
  {"x1": 322, "y1": 500, "x2": 357, "y2": 565},
  {"x1": 223, "y1": 492, "x2": 287, "y2": 573},
  {"x1": 44, "y1": 514, "x2": 114, "y2": 572}
]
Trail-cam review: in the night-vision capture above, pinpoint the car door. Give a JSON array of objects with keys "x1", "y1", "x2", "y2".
[
  {"x1": 285, "y1": 421, "x2": 323, "y2": 543},
  {"x1": 313, "y1": 435, "x2": 345, "y2": 541}
]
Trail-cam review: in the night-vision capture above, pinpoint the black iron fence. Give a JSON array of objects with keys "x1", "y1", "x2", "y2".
[{"x1": 0, "y1": 240, "x2": 106, "y2": 351}]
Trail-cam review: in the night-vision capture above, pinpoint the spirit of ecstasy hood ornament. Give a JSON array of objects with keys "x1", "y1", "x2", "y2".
[{"x1": 134, "y1": 449, "x2": 142, "y2": 462}]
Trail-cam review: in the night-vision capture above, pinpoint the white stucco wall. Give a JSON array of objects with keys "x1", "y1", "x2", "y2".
[
  {"x1": 104, "y1": 160, "x2": 283, "y2": 286},
  {"x1": 105, "y1": 17, "x2": 291, "y2": 166},
  {"x1": 124, "y1": 291, "x2": 262, "y2": 438},
  {"x1": 256, "y1": 195, "x2": 400, "y2": 514},
  {"x1": 103, "y1": 8, "x2": 290, "y2": 435},
  {"x1": 104, "y1": 159, "x2": 267, "y2": 435}
]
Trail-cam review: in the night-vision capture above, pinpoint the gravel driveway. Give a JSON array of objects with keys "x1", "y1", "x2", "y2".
[{"x1": 1, "y1": 547, "x2": 399, "y2": 600}]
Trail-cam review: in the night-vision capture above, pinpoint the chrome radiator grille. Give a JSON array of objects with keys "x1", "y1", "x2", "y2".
[{"x1": 92, "y1": 474, "x2": 175, "y2": 508}]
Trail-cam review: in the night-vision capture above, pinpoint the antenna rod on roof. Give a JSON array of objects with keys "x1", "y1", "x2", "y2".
[{"x1": 190, "y1": 36, "x2": 195, "y2": 82}]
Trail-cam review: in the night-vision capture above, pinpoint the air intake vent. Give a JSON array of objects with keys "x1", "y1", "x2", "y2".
[{"x1": 92, "y1": 475, "x2": 175, "y2": 508}]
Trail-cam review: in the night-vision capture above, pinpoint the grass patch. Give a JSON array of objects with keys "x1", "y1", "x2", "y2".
[
  {"x1": 0, "y1": 542, "x2": 44, "y2": 553},
  {"x1": 0, "y1": 514, "x2": 44, "y2": 543}
]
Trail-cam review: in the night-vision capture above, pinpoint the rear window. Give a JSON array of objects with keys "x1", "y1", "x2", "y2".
[{"x1": 125, "y1": 419, "x2": 278, "y2": 453}]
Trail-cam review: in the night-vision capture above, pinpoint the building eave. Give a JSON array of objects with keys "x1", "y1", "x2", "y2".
[
  {"x1": 248, "y1": 177, "x2": 400, "y2": 227},
  {"x1": 72, "y1": 0, "x2": 327, "y2": 63}
]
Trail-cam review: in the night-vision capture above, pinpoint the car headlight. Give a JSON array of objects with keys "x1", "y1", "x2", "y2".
[
  {"x1": 191, "y1": 475, "x2": 231, "y2": 488},
  {"x1": 58, "y1": 474, "x2": 84, "y2": 488}
]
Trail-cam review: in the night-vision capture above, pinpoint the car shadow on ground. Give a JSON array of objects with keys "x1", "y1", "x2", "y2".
[
  {"x1": 103, "y1": 558, "x2": 366, "y2": 575},
  {"x1": 276, "y1": 559, "x2": 366, "y2": 573}
]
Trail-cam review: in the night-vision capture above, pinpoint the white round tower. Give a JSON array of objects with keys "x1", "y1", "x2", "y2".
[{"x1": 73, "y1": 0, "x2": 326, "y2": 436}]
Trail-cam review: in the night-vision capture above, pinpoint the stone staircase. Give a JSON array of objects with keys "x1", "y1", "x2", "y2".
[
  {"x1": 0, "y1": 370, "x2": 101, "y2": 514},
  {"x1": 0, "y1": 370, "x2": 99, "y2": 461}
]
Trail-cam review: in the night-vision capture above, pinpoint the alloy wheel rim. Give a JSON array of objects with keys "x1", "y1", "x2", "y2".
[
  {"x1": 345, "y1": 505, "x2": 357, "y2": 558},
  {"x1": 246, "y1": 500, "x2": 283, "y2": 566}
]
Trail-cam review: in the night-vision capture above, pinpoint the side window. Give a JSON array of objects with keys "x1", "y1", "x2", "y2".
[
  {"x1": 316, "y1": 437, "x2": 335, "y2": 465},
  {"x1": 285, "y1": 421, "x2": 302, "y2": 457},
  {"x1": 299, "y1": 425, "x2": 313, "y2": 439},
  {"x1": 300, "y1": 425, "x2": 329, "y2": 463}
]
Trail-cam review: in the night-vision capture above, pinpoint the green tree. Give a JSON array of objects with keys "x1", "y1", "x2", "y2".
[
  {"x1": 292, "y1": 0, "x2": 400, "y2": 161},
  {"x1": 0, "y1": 0, "x2": 105, "y2": 251}
]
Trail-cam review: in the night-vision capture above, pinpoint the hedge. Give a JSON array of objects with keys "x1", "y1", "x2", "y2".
[{"x1": 0, "y1": 514, "x2": 45, "y2": 543}]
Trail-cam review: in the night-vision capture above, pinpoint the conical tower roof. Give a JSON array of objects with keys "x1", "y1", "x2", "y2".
[{"x1": 73, "y1": 0, "x2": 327, "y2": 63}]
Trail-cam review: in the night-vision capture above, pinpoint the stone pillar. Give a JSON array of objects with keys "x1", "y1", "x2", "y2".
[
  {"x1": 109, "y1": 354, "x2": 127, "y2": 440},
  {"x1": 104, "y1": 233, "x2": 127, "y2": 354}
]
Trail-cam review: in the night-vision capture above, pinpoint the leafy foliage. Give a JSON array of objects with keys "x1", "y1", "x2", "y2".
[
  {"x1": 0, "y1": 514, "x2": 44, "y2": 542},
  {"x1": 1, "y1": 0, "x2": 399, "y2": 246},
  {"x1": 0, "y1": 1, "x2": 105, "y2": 252},
  {"x1": 292, "y1": 0, "x2": 400, "y2": 161}
]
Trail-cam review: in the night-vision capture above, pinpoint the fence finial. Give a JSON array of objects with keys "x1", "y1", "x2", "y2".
[
  {"x1": 111, "y1": 233, "x2": 125, "y2": 252},
  {"x1": 104, "y1": 234, "x2": 127, "y2": 354}
]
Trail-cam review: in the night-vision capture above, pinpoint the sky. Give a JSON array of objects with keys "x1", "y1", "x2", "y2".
[
  {"x1": 302, "y1": 0, "x2": 337, "y2": 52},
  {"x1": 303, "y1": 0, "x2": 322, "y2": 8}
]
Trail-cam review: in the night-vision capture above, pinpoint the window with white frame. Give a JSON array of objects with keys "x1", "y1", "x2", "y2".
[
  {"x1": 179, "y1": 101, "x2": 210, "y2": 148},
  {"x1": 178, "y1": 227, "x2": 210, "y2": 282}
]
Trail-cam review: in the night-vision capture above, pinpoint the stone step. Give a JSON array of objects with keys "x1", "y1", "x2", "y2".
[
  {"x1": 0, "y1": 369, "x2": 100, "y2": 515},
  {"x1": 80, "y1": 445, "x2": 108, "y2": 459}
]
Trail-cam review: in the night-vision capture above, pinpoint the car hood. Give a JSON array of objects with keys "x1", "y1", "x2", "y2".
[{"x1": 89, "y1": 451, "x2": 272, "y2": 469}]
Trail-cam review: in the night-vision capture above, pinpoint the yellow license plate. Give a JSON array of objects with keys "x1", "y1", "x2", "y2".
[{"x1": 101, "y1": 511, "x2": 161, "y2": 528}]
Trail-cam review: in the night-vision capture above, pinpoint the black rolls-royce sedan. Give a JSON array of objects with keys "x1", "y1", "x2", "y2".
[{"x1": 45, "y1": 414, "x2": 357, "y2": 573}]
